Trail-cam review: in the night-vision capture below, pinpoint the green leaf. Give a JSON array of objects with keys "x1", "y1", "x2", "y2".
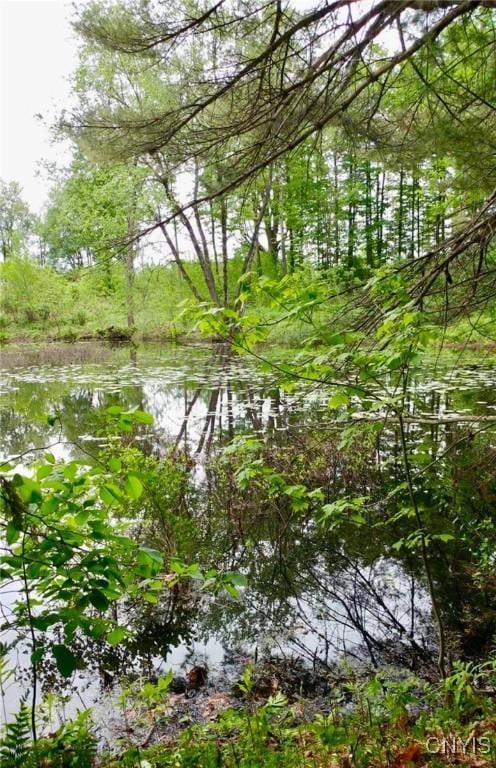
[
  {"x1": 223, "y1": 583, "x2": 240, "y2": 598},
  {"x1": 41, "y1": 496, "x2": 59, "y2": 515},
  {"x1": 128, "y1": 410, "x2": 154, "y2": 425},
  {"x1": 44, "y1": 452, "x2": 56, "y2": 464},
  {"x1": 36, "y1": 465, "x2": 53, "y2": 480},
  {"x1": 52, "y1": 644, "x2": 80, "y2": 678},
  {"x1": 32, "y1": 614, "x2": 60, "y2": 631},
  {"x1": 225, "y1": 571, "x2": 247, "y2": 587},
  {"x1": 63, "y1": 463, "x2": 77, "y2": 481},
  {"x1": 26, "y1": 562, "x2": 42, "y2": 578},
  {"x1": 326, "y1": 332, "x2": 345, "y2": 346},
  {"x1": 124, "y1": 474, "x2": 143, "y2": 500},
  {"x1": 100, "y1": 483, "x2": 122, "y2": 506},
  {"x1": 31, "y1": 647, "x2": 44, "y2": 664},
  {"x1": 351, "y1": 514, "x2": 366, "y2": 525},
  {"x1": 108, "y1": 457, "x2": 122, "y2": 472},
  {"x1": 6, "y1": 522, "x2": 20, "y2": 545},
  {"x1": 106, "y1": 405, "x2": 123, "y2": 415},
  {"x1": 88, "y1": 589, "x2": 110, "y2": 611},
  {"x1": 138, "y1": 547, "x2": 163, "y2": 565},
  {"x1": 74, "y1": 509, "x2": 90, "y2": 525},
  {"x1": 17, "y1": 478, "x2": 42, "y2": 503},
  {"x1": 143, "y1": 592, "x2": 159, "y2": 603},
  {"x1": 107, "y1": 626, "x2": 127, "y2": 646},
  {"x1": 328, "y1": 391, "x2": 350, "y2": 409}
]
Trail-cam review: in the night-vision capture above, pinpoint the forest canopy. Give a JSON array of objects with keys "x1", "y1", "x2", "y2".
[
  {"x1": 2, "y1": 0, "x2": 495, "y2": 332},
  {"x1": 57, "y1": 0, "x2": 496, "y2": 326}
]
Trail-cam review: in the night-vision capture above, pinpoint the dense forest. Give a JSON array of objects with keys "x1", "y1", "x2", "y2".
[{"x1": 1, "y1": 1, "x2": 496, "y2": 766}]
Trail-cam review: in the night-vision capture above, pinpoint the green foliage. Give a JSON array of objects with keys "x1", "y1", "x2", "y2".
[
  {"x1": 2, "y1": 649, "x2": 494, "y2": 767},
  {"x1": 0, "y1": 404, "x2": 250, "y2": 697},
  {"x1": 0, "y1": 409, "x2": 168, "y2": 679},
  {"x1": 0, "y1": 255, "x2": 263, "y2": 341},
  {"x1": 99, "y1": 660, "x2": 496, "y2": 767},
  {"x1": 0, "y1": 701, "x2": 31, "y2": 768},
  {"x1": 117, "y1": 670, "x2": 175, "y2": 722},
  {"x1": 319, "y1": 496, "x2": 366, "y2": 529},
  {"x1": 0, "y1": 708, "x2": 97, "y2": 768},
  {"x1": 0, "y1": 180, "x2": 34, "y2": 261},
  {"x1": 40, "y1": 156, "x2": 151, "y2": 268},
  {"x1": 0, "y1": 258, "x2": 70, "y2": 328}
]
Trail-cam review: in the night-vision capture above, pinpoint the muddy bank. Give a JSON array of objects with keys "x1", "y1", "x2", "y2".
[
  {"x1": 0, "y1": 340, "x2": 120, "y2": 368},
  {"x1": 107, "y1": 653, "x2": 344, "y2": 751},
  {"x1": 0, "y1": 337, "x2": 211, "y2": 369}
]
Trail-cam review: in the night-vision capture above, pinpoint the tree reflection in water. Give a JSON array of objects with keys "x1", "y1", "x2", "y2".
[{"x1": 1, "y1": 342, "x2": 495, "y2": 690}]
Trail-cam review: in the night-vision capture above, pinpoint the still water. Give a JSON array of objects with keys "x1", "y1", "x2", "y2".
[
  {"x1": 1, "y1": 341, "x2": 496, "y2": 725},
  {"x1": 2, "y1": 341, "x2": 496, "y2": 459}
]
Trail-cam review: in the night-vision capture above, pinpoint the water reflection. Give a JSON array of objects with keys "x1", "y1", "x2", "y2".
[
  {"x1": 3, "y1": 343, "x2": 495, "y2": 461},
  {"x1": 1, "y1": 342, "x2": 496, "y2": 713}
]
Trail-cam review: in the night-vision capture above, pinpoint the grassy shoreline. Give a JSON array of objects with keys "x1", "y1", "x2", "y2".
[
  {"x1": 2, "y1": 258, "x2": 495, "y2": 351},
  {"x1": 23, "y1": 660, "x2": 496, "y2": 767},
  {"x1": 2, "y1": 327, "x2": 496, "y2": 351}
]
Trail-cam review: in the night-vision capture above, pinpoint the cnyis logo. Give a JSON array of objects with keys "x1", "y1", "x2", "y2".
[{"x1": 426, "y1": 735, "x2": 492, "y2": 756}]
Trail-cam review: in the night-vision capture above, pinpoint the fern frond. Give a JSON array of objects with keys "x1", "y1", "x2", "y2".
[{"x1": 0, "y1": 699, "x2": 32, "y2": 768}]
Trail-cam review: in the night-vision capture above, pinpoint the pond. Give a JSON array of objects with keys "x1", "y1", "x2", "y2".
[
  {"x1": 1, "y1": 341, "x2": 496, "y2": 730},
  {"x1": 2, "y1": 341, "x2": 496, "y2": 457}
]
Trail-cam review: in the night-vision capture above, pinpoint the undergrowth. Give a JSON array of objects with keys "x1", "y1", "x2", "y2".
[{"x1": 2, "y1": 661, "x2": 494, "y2": 768}]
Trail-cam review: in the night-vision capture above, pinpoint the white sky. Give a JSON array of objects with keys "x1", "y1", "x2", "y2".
[{"x1": 0, "y1": 0, "x2": 77, "y2": 213}]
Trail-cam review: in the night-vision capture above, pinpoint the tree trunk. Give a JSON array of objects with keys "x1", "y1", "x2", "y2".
[
  {"x1": 346, "y1": 153, "x2": 356, "y2": 269},
  {"x1": 125, "y1": 226, "x2": 135, "y2": 330},
  {"x1": 365, "y1": 160, "x2": 374, "y2": 268},
  {"x1": 376, "y1": 170, "x2": 385, "y2": 264},
  {"x1": 220, "y1": 198, "x2": 229, "y2": 306},
  {"x1": 333, "y1": 150, "x2": 341, "y2": 265},
  {"x1": 158, "y1": 220, "x2": 204, "y2": 303},
  {"x1": 398, "y1": 169, "x2": 405, "y2": 259}
]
